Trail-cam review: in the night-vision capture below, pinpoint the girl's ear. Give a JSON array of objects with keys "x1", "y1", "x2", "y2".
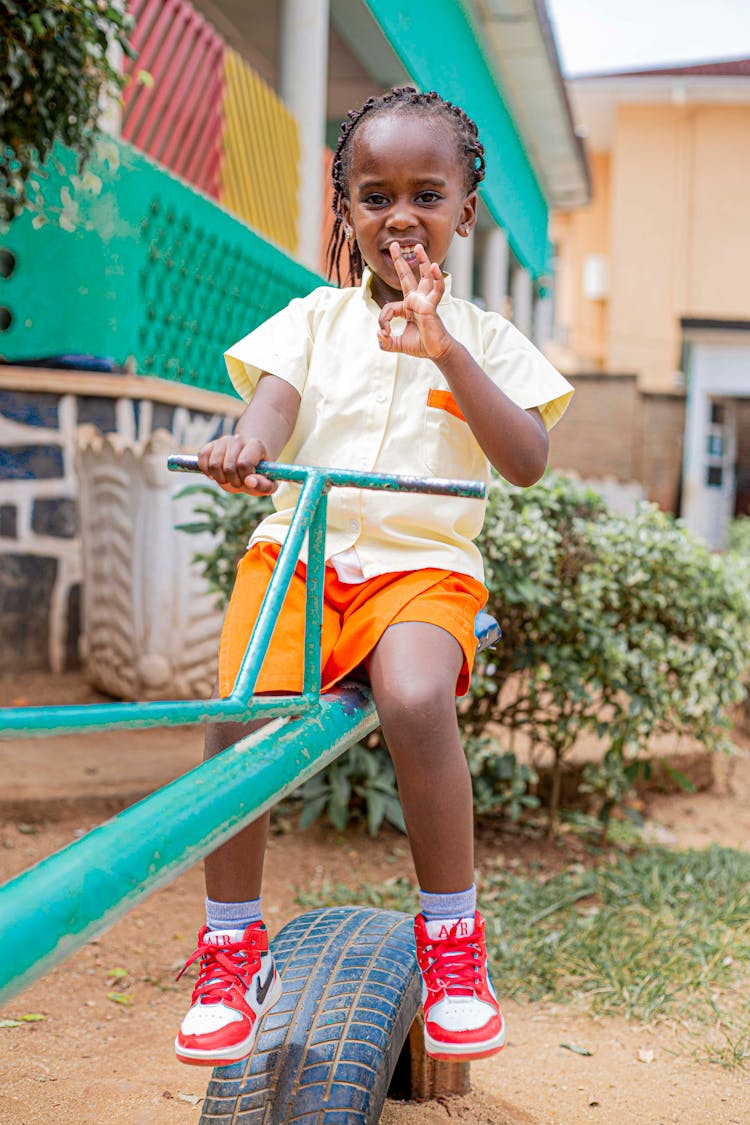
[
  {"x1": 457, "y1": 192, "x2": 478, "y2": 238},
  {"x1": 341, "y1": 198, "x2": 353, "y2": 237}
]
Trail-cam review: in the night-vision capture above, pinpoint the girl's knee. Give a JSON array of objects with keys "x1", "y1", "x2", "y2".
[{"x1": 375, "y1": 674, "x2": 456, "y2": 731}]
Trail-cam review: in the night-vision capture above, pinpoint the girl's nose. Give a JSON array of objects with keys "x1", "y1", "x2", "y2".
[{"x1": 385, "y1": 204, "x2": 417, "y2": 230}]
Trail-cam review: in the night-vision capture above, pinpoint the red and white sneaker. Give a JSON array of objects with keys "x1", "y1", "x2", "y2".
[
  {"x1": 174, "y1": 922, "x2": 282, "y2": 1066},
  {"x1": 414, "y1": 911, "x2": 506, "y2": 1060}
]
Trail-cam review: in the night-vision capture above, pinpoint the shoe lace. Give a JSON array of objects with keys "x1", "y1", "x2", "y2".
[
  {"x1": 420, "y1": 925, "x2": 481, "y2": 997},
  {"x1": 176, "y1": 928, "x2": 261, "y2": 1005}
]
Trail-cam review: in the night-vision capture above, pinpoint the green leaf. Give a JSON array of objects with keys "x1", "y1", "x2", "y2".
[
  {"x1": 366, "y1": 791, "x2": 386, "y2": 837},
  {"x1": 299, "y1": 795, "x2": 327, "y2": 829},
  {"x1": 107, "y1": 992, "x2": 132, "y2": 1006},
  {"x1": 327, "y1": 797, "x2": 349, "y2": 834},
  {"x1": 661, "y1": 764, "x2": 697, "y2": 794},
  {"x1": 560, "y1": 1042, "x2": 593, "y2": 1056}
]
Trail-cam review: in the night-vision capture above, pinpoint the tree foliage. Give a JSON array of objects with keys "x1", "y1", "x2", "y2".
[{"x1": 0, "y1": 0, "x2": 132, "y2": 223}]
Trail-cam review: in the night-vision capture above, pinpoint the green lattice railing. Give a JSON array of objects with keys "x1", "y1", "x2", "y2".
[{"x1": 2, "y1": 140, "x2": 323, "y2": 395}]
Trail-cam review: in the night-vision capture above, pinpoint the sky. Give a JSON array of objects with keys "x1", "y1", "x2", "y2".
[{"x1": 546, "y1": 0, "x2": 750, "y2": 76}]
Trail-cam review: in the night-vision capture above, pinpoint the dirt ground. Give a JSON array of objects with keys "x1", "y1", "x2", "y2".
[{"x1": 1, "y1": 672, "x2": 749, "y2": 1125}]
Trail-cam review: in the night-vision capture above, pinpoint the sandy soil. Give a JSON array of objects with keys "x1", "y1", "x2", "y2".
[{"x1": 1, "y1": 673, "x2": 749, "y2": 1125}]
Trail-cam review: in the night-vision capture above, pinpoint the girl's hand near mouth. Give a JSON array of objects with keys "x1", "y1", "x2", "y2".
[{"x1": 376, "y1": 242, "x2": 456, "y2": 361}]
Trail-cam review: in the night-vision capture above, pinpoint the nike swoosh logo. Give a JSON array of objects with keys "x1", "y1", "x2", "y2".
[{"x1": 256, "y1": 963, "x2": 275, "y2": 1006}]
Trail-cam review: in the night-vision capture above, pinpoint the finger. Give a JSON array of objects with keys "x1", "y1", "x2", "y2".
[
  {"x1": 414, "y1": 243, "x2": 433, "y2": 284},
  {"x1": 377, "y1": 328, "x2": 396, "y2": 352},
  {"x1": 378, "y1": 301, "x2": 405, "y2": 333},
  {"x1": 389, "y1": 242, "x2": 417, "y2": 292},
  {"x1": 242, "y1": 473, "x2": 277, "y2": 495},
  {"x1": 204, "y1": 444, "x2": 238, "y2": 487},
  {"x1": 428, "y1": 262, "x2": 445, "y2": 303}
]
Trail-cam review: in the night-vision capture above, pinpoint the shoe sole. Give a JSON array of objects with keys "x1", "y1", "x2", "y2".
[
  {"x1": 424, "y1": 1024, "x2": 506, "y2": 1061},
  {"x1": 174, "y1": 974, "x2": 283, "y2": 1067}
]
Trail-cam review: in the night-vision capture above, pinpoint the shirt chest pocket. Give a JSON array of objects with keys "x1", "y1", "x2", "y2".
[{"x1": 421, "y1": 389, "x2": 476, "y2": 476}]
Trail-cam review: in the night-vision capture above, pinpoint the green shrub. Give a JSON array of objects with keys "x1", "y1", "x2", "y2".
[
  {"x1": 727, "y1": 515, "x2": 750, "y2": 559},
  {"x1": 469, "y1": 475, "x2": 750, "y2": 826}
]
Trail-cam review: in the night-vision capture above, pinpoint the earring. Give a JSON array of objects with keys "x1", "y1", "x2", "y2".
[{"x1": 345, "y1": 227, "x2": 354, "y2": 242}]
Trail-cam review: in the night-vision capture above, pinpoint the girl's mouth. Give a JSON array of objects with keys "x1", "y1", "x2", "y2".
[{"x1": 386, "y1": 244, "x2": 420, "y2": 265}]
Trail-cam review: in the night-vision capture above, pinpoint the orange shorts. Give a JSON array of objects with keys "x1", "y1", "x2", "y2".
[{"x1": 219, "y1": 542, "x2": 487, "y2": 699}]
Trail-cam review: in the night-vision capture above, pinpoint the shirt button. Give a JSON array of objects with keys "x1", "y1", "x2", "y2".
[
  {"x1": 376, "y1": 392, "x2": 387, "y2": 404},
  {"x1": 358, "y1": 457, "x2": 368, "y2": 469},
  {"x1": 349, "y1": 520, "x2": 359, "y2": 532}
]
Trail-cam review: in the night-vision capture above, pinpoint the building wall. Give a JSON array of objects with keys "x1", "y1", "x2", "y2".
[
  {"x1": 688, "y1": 106, "x2": 750, "y2": 317},
  {"x1": 548, "y1": 372, "x2": 685, "y2": 515},
  {"x1": 548, "y1": 372, "x2": 639, "y2": 480},
  {"x1": 552, "y1": 150, "x2": 610, "y2": 369},
  {"x1": 637, "y1": 392, "x2": 686, "y2": 514},
  {"x1": 555, "y1": 100, "x2": 750, "y2": 392},
  {"x1": 607, "y1": 105, "x2": 686, "y2": 391}
]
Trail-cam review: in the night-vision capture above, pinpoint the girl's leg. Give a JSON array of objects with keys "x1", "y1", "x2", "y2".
[
  {"x1": 176, "y1": 714, "x2": 281, "y2": 1067},
  {"x1": 202, "y1": 717, "x2": 271, "y2": 902},
  {"x1": 367, "y1": 621, "x2": 473, "y2": 892},
  {"x1": 368, "y1": 621, "x2": 506, "y2": 1061}
]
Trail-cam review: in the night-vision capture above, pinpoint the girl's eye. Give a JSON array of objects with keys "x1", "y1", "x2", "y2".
[
  {"x1": 364, "y1": 193, "x2": 388, "y2": 206},
  {"x1": 418, "y1": 192, "x2": 442, "y2": 203}
]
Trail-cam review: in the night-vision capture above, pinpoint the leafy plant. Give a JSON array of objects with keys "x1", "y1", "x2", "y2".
[
  {"x1": 1, "y1": 0, "x2": 133, "y2": 223},
  {"x1": 465, "y1": 736, "x2": 539, "y2": 820},
  {"x1": 298, "y1": 738, "x2": 405, "y2": 836},
  {"x1": 175, "y1": 484, "x2": 272, "y2": 605}
]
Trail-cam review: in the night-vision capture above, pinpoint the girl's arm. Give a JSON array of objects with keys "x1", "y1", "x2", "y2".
[
  {"x1": 197, "y1": 373, "x2": 301, "y2": 494},
  {"x1": 433, "y1": 343, "x2": 548, "y2": 487},
  {"x1": 377, "y1": 243, "x2": 548, "y2": 486}
]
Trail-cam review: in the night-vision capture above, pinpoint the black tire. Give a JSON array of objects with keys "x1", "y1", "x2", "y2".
[{"x1": 199, "y1": 906, "x2": 420, "y2": 1124}]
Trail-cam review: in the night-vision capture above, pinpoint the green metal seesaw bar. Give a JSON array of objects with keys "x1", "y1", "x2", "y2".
[{"x1": 0, "y1": 461, "x2": 485, "y2": 1004}]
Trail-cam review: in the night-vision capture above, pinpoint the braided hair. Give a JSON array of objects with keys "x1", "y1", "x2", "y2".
[{"x1": 325, "y1": 87, "x2": 486, "y2": 287}]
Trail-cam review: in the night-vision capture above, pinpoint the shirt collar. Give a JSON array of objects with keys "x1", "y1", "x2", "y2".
[{"x1": 359, "y1": 265, "x2": 453, "y2": 308}]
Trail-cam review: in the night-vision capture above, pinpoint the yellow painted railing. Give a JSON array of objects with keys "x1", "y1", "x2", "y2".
[{"x1": 221, "y1": 49, "x2": 301, "y2": 255}]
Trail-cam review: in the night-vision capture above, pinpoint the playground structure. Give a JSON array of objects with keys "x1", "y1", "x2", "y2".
[{"x1": 0, "y1": 460, "x2": 501, "y2": 1122}]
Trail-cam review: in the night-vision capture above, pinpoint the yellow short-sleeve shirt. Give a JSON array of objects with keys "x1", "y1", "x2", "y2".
[{"x1": 224, "y1": 269, "x2": 573, "y2": 582}]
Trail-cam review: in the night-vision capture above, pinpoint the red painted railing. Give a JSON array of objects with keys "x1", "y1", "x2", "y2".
[{"x1": 123, "y1": 0, "x2": 225, "y2": 199}]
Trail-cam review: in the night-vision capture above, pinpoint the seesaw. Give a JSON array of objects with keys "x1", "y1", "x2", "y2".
[{"x1": 0, "y1": 459, "x2": 500, "y2": 1122}]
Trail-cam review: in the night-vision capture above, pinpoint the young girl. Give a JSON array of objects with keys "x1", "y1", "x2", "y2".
[{"x1": 175, "y1": 87, "x2": 573, "y2": 1067}]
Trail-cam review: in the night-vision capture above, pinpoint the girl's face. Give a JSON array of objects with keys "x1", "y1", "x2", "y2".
[{"x1": 342, "y1": 112, "x2": 477, "y2": 307}]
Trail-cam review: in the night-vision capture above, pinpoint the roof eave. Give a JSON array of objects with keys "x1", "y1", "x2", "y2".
[{"x1": 465, "y1": 0, "x2": 591, "y2": 210}]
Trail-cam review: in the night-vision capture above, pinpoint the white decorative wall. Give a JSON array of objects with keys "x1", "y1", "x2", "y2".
[{"x1": 76, "y1": 428, "x2": 225, "y2": 700}]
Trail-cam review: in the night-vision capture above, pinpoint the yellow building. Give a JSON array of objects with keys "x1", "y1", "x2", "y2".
[{"x1": 549, "y1": 58, "x2": 750, "y2": 546}]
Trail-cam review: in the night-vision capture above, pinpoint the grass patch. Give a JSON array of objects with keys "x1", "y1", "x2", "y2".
[{"x1": 297, "y1": 845, "x2": 750, "y2": 1063}]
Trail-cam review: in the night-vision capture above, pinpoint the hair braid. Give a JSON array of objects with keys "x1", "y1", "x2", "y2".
[{"x1": 325, "y1": 87, "x2": 486, "y2": 287}]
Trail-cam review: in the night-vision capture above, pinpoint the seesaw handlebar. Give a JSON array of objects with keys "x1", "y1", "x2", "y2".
[{"x1": 167, "y1": 454, "x2": 486, "y2": 500}]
